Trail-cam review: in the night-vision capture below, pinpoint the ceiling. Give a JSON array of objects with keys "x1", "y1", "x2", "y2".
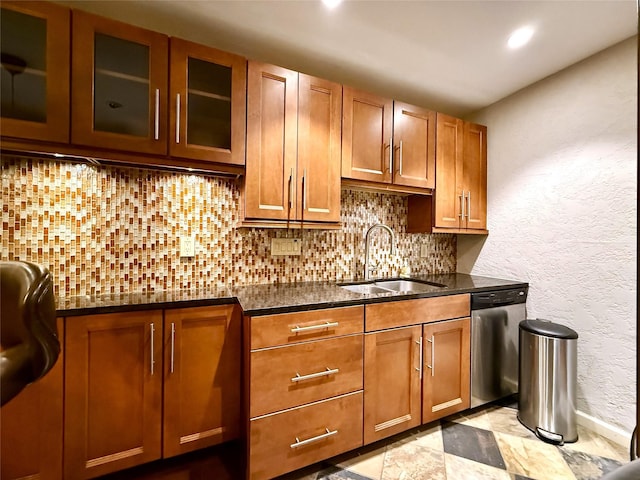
[{"x1": 58, "y1": 0, "x2": 637, "y2": 117}]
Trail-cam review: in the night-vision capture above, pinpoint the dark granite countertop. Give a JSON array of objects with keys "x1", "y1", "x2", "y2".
[{"x1": 57, "y1": 273, "x2": 528, "y2": 317}]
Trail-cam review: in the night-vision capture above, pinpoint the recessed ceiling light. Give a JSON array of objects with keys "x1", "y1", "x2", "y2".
[
  {"x1": 508, "y1": 26, "x2": 534, "y2": 49},
  {"x1": 322, "y1": 0, "x2": 342, "y2": 9}
]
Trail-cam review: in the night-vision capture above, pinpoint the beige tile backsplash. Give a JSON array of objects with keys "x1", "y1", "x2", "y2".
[{"x1": 1, "y1": 156, "x2": 456, "y2": 297}]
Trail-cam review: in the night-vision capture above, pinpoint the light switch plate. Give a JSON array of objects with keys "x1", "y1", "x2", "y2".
[
  {"x1": 271, "y1": 238, "x2": 301, "y2": 256},
  {"x1": 180, "y1": 236, "x2": 195, "y2": 257},
  {"x1": 420, "y1": 243, "x2": 428, "y2": 258}
]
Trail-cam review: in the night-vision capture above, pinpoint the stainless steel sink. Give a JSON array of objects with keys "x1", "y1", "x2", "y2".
[
  {"x1": 339, "y1": 278, "x2": 446, "y2": 295},
  {"x1": 340, "y1": 283, "x2": 393, "y2": 295}
]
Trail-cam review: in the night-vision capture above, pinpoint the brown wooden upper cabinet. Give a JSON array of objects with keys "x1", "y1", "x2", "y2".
[
  {"x1": 243, "y1": 61, "x2": 342, "y2": 226},
  {"x1": 433, "y1": 113, "x2": 487, "y2": 232},
  {"x1": 70, "y1": 10, "x2": 246, "y2": 165},
  {"x1": 169, "y1": 39, "x2": 246, "y2": 165},
  {"x1": 342, "y1": 87, "x2": 436, "y2": 192},
  {"x1": 0, "y1": 1, "x2": 70, "y2": 144}
]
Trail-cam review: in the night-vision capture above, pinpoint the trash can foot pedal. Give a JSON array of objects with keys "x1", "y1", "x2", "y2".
[{"x1": 535, "y1": 427, "x2": 564, "y2": 445}]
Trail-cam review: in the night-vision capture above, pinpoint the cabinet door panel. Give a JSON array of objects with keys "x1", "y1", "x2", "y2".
[
  {"x1": 463, "y1": 122, "x2": 487, "y2": 231},
  {"x1": 342, "y1": 87, "x2": 392, "y2": 183},
  {"x1": 169, "y1": 38, "x2": 246, "y2": 165},
  {"x1": 1, "y1": 319, "x2": 63, "y2": 480},
  {"x1": 71, "y1": 11, "x2": 168, "y2": 155},
  {"x1": 297, "y1": 74, "x2": 342, "y2": 223},
  {"x1": 163, "y1": 305, "x2": 241, "y2": 458},
  {"x1": 393, "y1": 103, "x2": 435, "y2": 189},
  {"x1": 245, "y1": 62, "x2": 298, "y2": 220},
  {"x1": 64, "y1": 311, "x2": 162, "y2": 479},
  {"x1": 364, "y1": 326, "x2": 422, "y2": 444},
  {"x1": 0, "y1": 1, "x2": 69, "y2": 143},
  {"x1": 434, "y1": 113, "x2": 464, "y2": 229},
  {"x1": 422, "y1": 318, "x2": 470, "y2": 424}
]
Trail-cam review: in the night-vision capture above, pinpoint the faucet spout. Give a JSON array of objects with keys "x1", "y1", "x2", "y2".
[{"x1": 364, "y1": 224, "x2": 395, "y2": 280}]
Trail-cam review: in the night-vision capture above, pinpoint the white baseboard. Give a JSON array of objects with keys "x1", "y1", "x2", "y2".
[{"x1": 576, "y1": 410, "x2": 633, "y2": 448}]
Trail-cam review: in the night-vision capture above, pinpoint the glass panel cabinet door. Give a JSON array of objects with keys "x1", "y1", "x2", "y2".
[
  {"x1": 0, "y1": 1, "x2": 70, "y2": 143},
  {"x1": 169, "y1": 38, "x2": 246, "y2": 166},
  {"x1": 71, "y1": 10, "x2": 168, "y2": 155}
]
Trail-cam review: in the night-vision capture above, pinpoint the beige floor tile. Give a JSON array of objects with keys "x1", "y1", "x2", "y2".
[
  {"x1": 446, "y1": 408, "x2": 493, "y2": 431},
  {"x1": 561, "y1": 424, "x2": 630, "y2": 463},
  {"x1": 444, "y1": 453, "x2": 512, "y2": 480},
  {"x1": 397, "y1": 423, "x2": 444, "y2": 451},
  {"x1": 495, "y1": 431, "x2": 576, "y2": 480},
  {"x1": 334, "y1": 444, "x2": 387, "y2": 480},
  {"x1": 382, "y1": 439, "x2": 446, "y2": 480},
  {"x1": 483, "y1": 406, "x2": 538, "y2": 440}
]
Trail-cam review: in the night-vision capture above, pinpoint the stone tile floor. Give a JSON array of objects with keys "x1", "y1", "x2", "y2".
[{"x1": 278, "y1": 401, "x2": 629, "y2": 480}]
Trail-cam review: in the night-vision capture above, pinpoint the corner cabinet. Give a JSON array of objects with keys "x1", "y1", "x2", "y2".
[
  {"x1": 363, "y1": 295, "x2": 471, "y2": 443},
  {"x1": 342, "y1": 87, "x2": 436, "y2": 193},
  {"x1": 0, "y1": 1, "x2": 70, "y2": 144},
  {"x1": 242, "y1": 61, "x2": 342, "y2": 228},
  {"x1": 1, "y1": 319, "x2": 64, "y2": 480},
  {"x1": 63, "y1": 305, "x2": 241, "y2": 479}
]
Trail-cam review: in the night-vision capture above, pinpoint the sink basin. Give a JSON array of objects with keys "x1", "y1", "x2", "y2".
[
  {"x1": 374, "y1": 279, "x2": 445, "y2": 292},
  {"x1": 339, "y1": 278, "x2": 446, "y2": 295},
  {"x1": 340, "y1": 284, "x2": 393, "y2": 295}
]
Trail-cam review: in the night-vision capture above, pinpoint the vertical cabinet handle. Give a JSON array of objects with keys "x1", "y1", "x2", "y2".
[
  {"x1": 150, "y1": 322, "x2": 155, "y2": 375},
  {"x1": 416, "y1": 336, "x2": 423, "y2": 379},
  {"x1": 170, "y1": 322, "x2": 176, "y2": 374},
  {"x1": 389, "y1": 137, "x2": 394, "y2": 174},
  {"x1": 459, "y1": 191, "x2": 466, "y2": 219},
  {"x1": 175, "y1": 93, "x2": 181, "y2": 144},
  {"x1": 427, "y1": 335, "x2": 435, "y2": 377},
  {"x1": 289, "y1": 168, "x2": 294, "y2": 209},
  {"x1": 399, "y1": 140, "x2": 404, "y2": 176},
  {"x1": 154, "y1": 89, "x2": 160, "y2": 140},
  {"x1": 302, "y1": 169, "x2": 308, "y2": 211},
  {"x1": 466, "y1": 191, "x2": 471, "y2": 220}
]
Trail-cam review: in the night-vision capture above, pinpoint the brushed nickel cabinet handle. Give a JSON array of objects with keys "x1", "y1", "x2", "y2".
[
  {"x1": 416, "y1": 336, "x2": 423, "y2": 379},
  {"x1": 150, "y1": 322, "x2": 155, "y2": 375},
  {"x1": 290, "y1": 321, "x2": 339, "y2": 333},
  {"x1": 467, "y1": 190, "x2": 471, "y2": 220},
  {"x1": 427, "y1": 335, "x2": 435, "y2": 377},
  {"x1": 459, "y1": 191, "x2": 465, "y2": 219},
  {"x1": 289, "y1": 167, "x2": 294, "y2": 209},
  {"x1": 290, "y1": 428, "x2": 338, "y2": 449},
  {"x1": 170, "y1": 322, "x2": 175, "y2": 374},
  {"x1": 399, "y1": 140, "x2": 404, "y2": 176},
  {"x1": 389, "y1": 137, "x2": 393, "y2": 174},
  {"x1": 175, "y1": 93, "x2": 181, "y2": 144},
  {"x1": 154, "y1": 89, "x2": 160, "y2": 140},
  {"x1": 303, "y1": 168, "x2": 308, "y2": 211},
  {"x1": 291, "y1": 367, "x2": 339, "y2": 383}
]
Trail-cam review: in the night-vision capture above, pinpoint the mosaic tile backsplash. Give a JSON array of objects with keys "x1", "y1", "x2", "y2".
[{"x1": 1, "y1": 156, "x2": 456, "y2": 297}]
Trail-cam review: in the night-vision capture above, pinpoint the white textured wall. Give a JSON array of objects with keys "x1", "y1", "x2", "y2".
[{"x1": 458, "y1": 37, "x2": 637, "y2": 435}]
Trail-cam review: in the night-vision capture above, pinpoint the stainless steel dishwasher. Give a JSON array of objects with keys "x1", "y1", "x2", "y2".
[{"x1": 471, "y1": 286, "x2": 528, "y2": 408}]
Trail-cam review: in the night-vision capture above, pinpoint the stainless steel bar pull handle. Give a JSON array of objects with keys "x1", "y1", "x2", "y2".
[
  {"x1": 290, "y1": 428, "x2": 338, "y2": 449},
  {"x1": 290, "y1": 321, "x2": 339, "y2": 333},
  {"x1": 303, "y1": 168, "x2": 307, "y2": 211},
  {"x1": 399, "y1": 140, "x2": 404, "y2": 176},
  {"x1": 289, "y1": 167, "x2": 294, "y2": 209},
  {"x1": 170, "y1": 322, "x2": 176, "y2": 374},
  {"x1": 389, "y1": 137, "x2": 394, "y2": 174},
  {"x1": 459, "y1": 191, "x2": 466, "y2": 219},
  {"x1": 154, "y1": 89, "x2": 160, "y2": 140},
  {"x1": 466, "y1": 191, "x2": 471, "y2": 220},
  {"x1": 150, "y1": 322, "x2": 156, "y2": 375},
  {"x1": 291, "y1": 367, "x2": 339, "y2": 383},
  {"x1": 416, "y1": 336, "x2": 423, "y2": 379},
  {"x1": 427, "y1": 335, "x2": 434, "y2": 377},
  {"x1": 175, "y1": 93, "x2": 181, "y2": 144}
]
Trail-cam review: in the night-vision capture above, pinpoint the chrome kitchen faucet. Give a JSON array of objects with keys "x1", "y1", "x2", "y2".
[{"x1": 364, "y1": 224, "x2": 395, "y2": 280}]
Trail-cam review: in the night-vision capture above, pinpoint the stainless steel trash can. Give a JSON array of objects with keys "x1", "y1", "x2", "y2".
[{"x1": 518, "y1": 319, "x2": 578, "y2": 445}]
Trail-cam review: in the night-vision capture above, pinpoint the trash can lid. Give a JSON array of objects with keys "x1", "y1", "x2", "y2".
[{"x1": 519, "y1": 319, "x2": 578, "y2": 339}]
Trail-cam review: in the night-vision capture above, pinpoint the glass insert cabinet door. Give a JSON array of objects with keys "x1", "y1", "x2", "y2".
[
  {"x1": 0, "y1": 1, "x2": 70, "y2": 143},
  {"x1": 71, "y1": 10, "x2": 168, "y2": 155},
  {"x1": 169, "y1": 39, "x2": 246, "y2": 166}
]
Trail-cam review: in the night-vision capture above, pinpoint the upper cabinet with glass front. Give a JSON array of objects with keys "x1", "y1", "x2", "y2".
[
  {"x1": 0, "y1": 1, "x2": 70, "y2": 143},
  {"x1": 169, "y1": 39, "x2": 246, "y2": 166},
  {"x1": 71, "y1": 10, "x2": 169, "y2": 155}
]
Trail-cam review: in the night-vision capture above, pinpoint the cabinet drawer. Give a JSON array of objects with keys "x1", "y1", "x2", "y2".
[
  {"x1": 365, "y1": 294, "x2": 470, "y2": 332},
  {"x1": 249, "y1": 306, "x2": 364, "y2": 349},
  {"x1": 249, "y1": 391, "x2": 363, "y2": 480},
  {"x1": 250, "y1": 335, "x2": 363, "y2": 418}
]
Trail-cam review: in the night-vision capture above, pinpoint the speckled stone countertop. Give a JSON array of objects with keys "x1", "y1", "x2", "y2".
[{"x1": 57, "y1": 273, "x2": 528, "y2": 317}]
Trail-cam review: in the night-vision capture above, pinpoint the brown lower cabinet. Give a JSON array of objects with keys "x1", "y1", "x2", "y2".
[
  {"x1": 64, "y1": 304, "x2": 241, "y2": 479},
  {"x1": 1, "y1": 319, "x2": 64, "y2": 480}
]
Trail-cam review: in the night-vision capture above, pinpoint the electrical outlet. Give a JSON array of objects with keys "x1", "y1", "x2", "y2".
[
  {"x1": 271, "y1": 238, "x2": 301, "y2": 256},
  {"x1": 420, "y1": 243, "x2": 428, "y2": 258},
  {"x1": 180, "y1": 236, "x2": 195, "y2": 257}
]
